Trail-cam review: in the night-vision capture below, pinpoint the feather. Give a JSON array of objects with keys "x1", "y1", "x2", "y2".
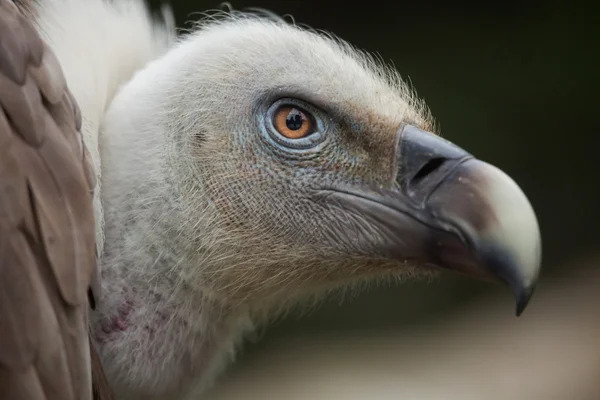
[{"x1": 0, "y1": 0, "x2": 113, "y2": 399}]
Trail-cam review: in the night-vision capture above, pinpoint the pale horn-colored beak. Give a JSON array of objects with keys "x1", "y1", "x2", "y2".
[{"x1": 318, "y1": 124, "x2": 542, "y2": 315}]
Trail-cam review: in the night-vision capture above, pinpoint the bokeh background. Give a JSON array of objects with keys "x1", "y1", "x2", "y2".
[{"x1": 146, "y1": 0, "x2": 599, "y2": 398}]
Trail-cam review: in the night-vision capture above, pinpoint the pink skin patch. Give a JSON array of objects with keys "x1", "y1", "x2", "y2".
[
  {"x1": 93, "y1": 291, "x2": 191, "y2": 344},
  {"x1": 96, "y1": 299, "x2": 133, "y2": 343}
]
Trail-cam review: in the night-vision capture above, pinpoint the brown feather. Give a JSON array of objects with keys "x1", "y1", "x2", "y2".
[
  {"x1": 0, "y1": 1, "x2": 113, "y2": 399},
  {"x1": 90, "y1": 340, "x2": 115, "y2": 400}
]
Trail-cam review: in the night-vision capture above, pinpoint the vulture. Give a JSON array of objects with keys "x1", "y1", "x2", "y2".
[{"x1": 0, "y1": 0, "x2": 542, "y2": 399}]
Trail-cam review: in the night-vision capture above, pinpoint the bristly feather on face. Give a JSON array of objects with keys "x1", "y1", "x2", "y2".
[
  {"x1": 88, "y1": 9, "x2": 445, "y2": 396},
  {"x1": 143, "y1": 10, "x2": 441, "y2": 309}
]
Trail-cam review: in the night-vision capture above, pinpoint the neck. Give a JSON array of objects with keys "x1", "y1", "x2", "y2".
[
  {"x1": 94, "y1": 209, "x2": 250, "y2": 399},
  {"x1": 94, "y1": 57, "x2": 255, "y2": 398}
]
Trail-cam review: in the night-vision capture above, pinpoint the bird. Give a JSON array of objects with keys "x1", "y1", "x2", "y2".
[{"x1": 0, "y1": 0, "x2": 542, "y2": 399}]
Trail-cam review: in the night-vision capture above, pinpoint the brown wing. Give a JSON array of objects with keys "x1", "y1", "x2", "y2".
[{"x1": 0, "y1": 1, "x2": 112, "y2": 399}]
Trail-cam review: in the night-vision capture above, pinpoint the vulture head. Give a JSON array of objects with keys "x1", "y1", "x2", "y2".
[
  {"x1": 5, "y1": 1, "x2": 541, "y2": 399},
  {"x1": 102, "y1": 13, "x2": 540, "y2": 309}
]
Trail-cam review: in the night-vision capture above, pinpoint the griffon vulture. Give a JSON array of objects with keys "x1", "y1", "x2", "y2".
[{"x1": 0, "y1": 0, "x2": 542, "y2": 399}]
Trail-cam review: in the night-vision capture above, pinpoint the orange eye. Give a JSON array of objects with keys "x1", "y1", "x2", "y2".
[{"x1": 273, "y1": 105, "x2": 315, "y2": 139}]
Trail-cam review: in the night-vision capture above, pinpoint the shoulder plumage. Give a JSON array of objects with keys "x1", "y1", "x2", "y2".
[{"x1": 0, "y1": 0, "x2": 112, "y2": 398}]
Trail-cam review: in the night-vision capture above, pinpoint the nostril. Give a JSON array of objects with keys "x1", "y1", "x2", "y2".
[{"x1": 411, "y1": 157, "x2": 446, "y2": 184}]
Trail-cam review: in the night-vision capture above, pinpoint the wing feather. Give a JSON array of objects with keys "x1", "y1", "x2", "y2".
[{"x1": 0, "y1": 1, "x2": 113, "y2": 399}]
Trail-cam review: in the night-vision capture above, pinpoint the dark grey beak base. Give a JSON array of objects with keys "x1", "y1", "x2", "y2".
[{"x1": 316, "y1": 124, "x2": 542, "y2": 316}]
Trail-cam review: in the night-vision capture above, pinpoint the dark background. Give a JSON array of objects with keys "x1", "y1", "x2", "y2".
[{"x1": 149, "y1": 0, "x2": 598, "y2": 353}]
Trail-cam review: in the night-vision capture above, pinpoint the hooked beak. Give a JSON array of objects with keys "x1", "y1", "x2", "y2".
[{"x1": 316, "y1": 124, "x2": 542, "y2": 316}]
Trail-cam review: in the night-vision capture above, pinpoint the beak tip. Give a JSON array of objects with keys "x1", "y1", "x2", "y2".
[
  {"x1": 515, "y1": 288, "x2": 533, "y2": 317},
  {"x1": 477, "y1": 238, "x2": 540, "y2": 317},
  {"x1": 514, "y1": 283, "x2": 536, "y2": 316},
  {"x1": 463, "y1": 160, "x2": 542, "y2": 317}
]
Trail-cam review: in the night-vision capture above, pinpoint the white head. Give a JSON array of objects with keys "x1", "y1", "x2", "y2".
[
  {"x1": 101, "y1": 11, "x2": 540, "y2": 312},
  {"x1": 95, "y1": 10, "x2": 541, "y2": 398}
]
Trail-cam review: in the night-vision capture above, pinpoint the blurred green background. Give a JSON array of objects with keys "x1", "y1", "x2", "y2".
[{"x1": 149, "y1": 0, "x2": 598, "y2": 375}]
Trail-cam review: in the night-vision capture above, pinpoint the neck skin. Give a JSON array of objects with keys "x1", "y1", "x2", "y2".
[
  {"x1": 95, "y1": 170, "x2": 250, "y2": 400},
  {"x1": 93, "y1": 50, "x2": 256, "y2": 399}
]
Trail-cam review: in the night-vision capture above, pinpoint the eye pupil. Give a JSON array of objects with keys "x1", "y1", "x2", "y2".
[{"x1": 286, "y1": 111, "x2": 304, "y2": 131}]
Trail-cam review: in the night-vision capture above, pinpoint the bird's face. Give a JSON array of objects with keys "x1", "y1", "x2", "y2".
[{"x1": 165, "y1": 16, "x2": 541, "y2": 312}]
